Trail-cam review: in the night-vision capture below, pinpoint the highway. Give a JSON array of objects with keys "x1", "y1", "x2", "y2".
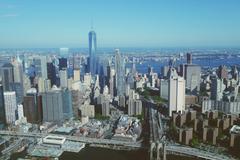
[{"x1": 0, "y1": 130, "x2": 141, "y2": 149}]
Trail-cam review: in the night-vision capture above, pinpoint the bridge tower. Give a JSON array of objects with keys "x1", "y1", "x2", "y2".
[
  {"x1": 150, "y1": 142, "x2": 156, "y2": 160},
  {"x1": 150, "y1": 142, "x2": 167, "y2": 160}
]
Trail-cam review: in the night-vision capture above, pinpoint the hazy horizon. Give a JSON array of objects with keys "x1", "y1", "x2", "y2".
[{"x1": 1, "y1": 0, "x2": 240, "y2": 48}]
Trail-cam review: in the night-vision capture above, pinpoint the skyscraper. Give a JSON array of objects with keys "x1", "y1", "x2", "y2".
[
  {"x1": 3, "y1": 91, "x2": 17, "y2": 124},
  {"x1": 168, "y1": 68, "x2": 185, "y2": 116},
  {"x1": 89, "y1": 30, "x2": 97, "y2": 75},
  {"x1": 211, "y1": 77, "x2": 225, "y2": 101},
  {"x1": 62, "y1": 88, "x2": 73, "y2": 119},
  {"x1": 0, "y1": 84, "x2": 6, "y2": 125},
  {"x1": 32, "y1": 56, "x2": 48, "y2": 79},
  {"x1": 59, "y1": 58, "x2": 68, "y2": 70},
  {"x1": 41, "y1": 87, "x2": 63, "y2": 123},
  {"x1": 47, "y1": 62, "x2": 57, "y2": 86},
  {"x1": 0, "y1": 63, "x2": 14, "y2": 91},
  {"x1": 184, "y1": 64, "x2": 201, "y2": 94},
  {"x1": 187, "y1": 53, "x2": 192, "y2": 64},
  {"x1": 59, "y1": 69, "x2": 68, "y2": 88},
  {"x1": 23, "y1": 88, "x2": 42, "y2": 123},
  {"x1": 115, "y1": 49, "x2": 125, "y2": 96}
]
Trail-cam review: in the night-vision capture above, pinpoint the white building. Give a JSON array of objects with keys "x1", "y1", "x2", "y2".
[
  {"x1": 4, "y1": 92, "x2": 17, "y2": 124},
  {"x1": 73, "y1": 69, "x2": 80, "y2": 82},
  {"x1": 38, "y1": 77, "x2": 51, "y2": 93},
  {"x1": 211, "y1": 77, "x2": 226, "y2": 101},
  {"x1": 15, "y1": 104, "x2": 27, "y2": 125},
  {"x1": 84, "y1": 73, "x2": 92, "y2": 87},
  {"x1": 59, "y1": 69, "x2": 68, "y2": 88},
  {"x1": 168, "y1": 68, "x2": 185, "y2": 116}
]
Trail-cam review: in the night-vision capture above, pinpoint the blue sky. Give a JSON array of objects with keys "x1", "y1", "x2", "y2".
[{"x1": 0, "y1": 0, "x2": 240, "y2": 48}]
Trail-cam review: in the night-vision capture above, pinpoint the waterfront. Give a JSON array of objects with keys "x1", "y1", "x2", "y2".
[
  {"x1": 126, "y1": 55, "x2": 240, "y2": 74},
  {"x1": 11, "y1": 146, "x2": 201, "y2": 160},
  {"x1": 60, "y1": 147, "x2": 200, "y2": 160}
]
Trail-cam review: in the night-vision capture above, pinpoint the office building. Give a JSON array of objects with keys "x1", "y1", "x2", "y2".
[
  {"x1": 23, "y1": 88, "x2": 42, "y2": 123},
  {"x1": 89, "y1": 30, "x2": 97, "y2": 75},
  {"x1": 59, "y1": 58, "x2": 68, "y2": 70},
  {"x1": 47, "y1": 62, "x2": 57, "y2": 86},
  {"x1": 62, "y1": 88, "x2": 73, "y2": 119},
  {"x1": 115, "y1": 49, "x2": 125, "y2": 96},
  {"x1": 11, "y1": 58, "x2": 23, "y2": 83},
  {"x1": 0, "y1": 84, "x2": 5, "y2": 125},
  {"x1": 3, "y1": 91, "x2": 17, "y2": 124},
  {"x1": 73, "y1": 69, "x2": 80, "y2": 81},
  {"x1": 0, "y1": 63, "x2": 14, "y2": 91},
  {"x1": 102, "y1": 102, "x2": 110, "y2": 117},
  {"x1": 38, "y1": 77, "x2": 51, "y2": 93},
  {"x1": 41, "y1": 87, "x2": 64, "y2": 123},
  {"x1": 128, "y1": 99, "x2": 142, "y2": 116},
  {"x1": 32, "y1": 56, "x2": 48, "y2": 79},
  {"x1": 184, "y1": 64, "x2": 201, "y2": 94},
  {"x1": 160, "y1": 79, "x2": 169, "y2": 100},
  {"x1": 168, "y1": 68, "x2": 185, "y2": 116},
  {"x1": 187, "y1": 53, "x2": 192, "y2": 64},
  {"x1": 59, "y1": 69, "x2": 68, "y2": 88},
  {"x1": 211, "y1": 77, "x2": 226, "y2": 101}
]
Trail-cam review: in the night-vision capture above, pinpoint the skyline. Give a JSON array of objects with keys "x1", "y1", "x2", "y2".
[{"x1": 1, "y1": 0, "x2": 240, "y2": 48}]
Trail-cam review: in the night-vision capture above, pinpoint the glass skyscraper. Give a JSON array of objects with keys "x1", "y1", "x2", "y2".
[
  {"x1": 88, "y1": 30, "x2": 97, "y2": 75},
  {"x1": 0, "y1": 84, "x2": 6, "y2": 126}
]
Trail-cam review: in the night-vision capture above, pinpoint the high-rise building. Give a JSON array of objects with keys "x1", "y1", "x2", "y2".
[
  {"x1": 89, "y1": 30, "x2": 97, "y2": 75},
  {"x1": 187, "y1": 53, "x2": 192, "y2": 64},
  {"x1": 62, "y1": 88, "x2": 73, "y2": 119},
  {"x1": 41, "y1": 87, "x2": 63, "y2": 123},
  {"x1": 23, "y1": 74, "x2": 31, "y2": 96},
  {"x1": 102, "y1": 102, "x2": 110, "y2": 117},
  {"x1": 160, "y1": 79, "x2": 169, "y2": 100},
  {"x1": 109, "y1": 68, "x2": 115, "y2": 97},
  {"x1": 84, "y1": 73, "x2": 92, "y2": 87},
  {"x1": 0, "y1": 84, "x2": 6, "y2": 125},
  {"x1": 168, "y1": 68, "x2": 185, "y2": 116},
  {"x1": 7, "y1": 58, "x2": 24, "y2": 103},
  {"x1": 211, "y1": 77, "x2": 226, "y2": 101},
  {"x1": 115, "y1": 49, "x2": 125, "y2": 96},
  {"x1": 184, "y1": 64, "x2": 201, "y2": 94},
  {"x1": 0, "y1": 63, "x2": 14, "y2": 91},
  {"x1": 59, "y1": 58, "x2": 68, "y2": 70},
  {"x1": 38, "y1": 78, "x2": 51, "y2": 93},
  {"x1": 10, "y1": 82, "x2": 24, "y2": 104},
  {"x1": 119, "y1": 95, "x2": 126, "y2": 108},
  {"x1": 32, "y1": 56, "x2": 48, "y2": 79},
  {"x1": 16, "y1": 104, "x2": 24, "y2": 120},
  {"x1": 47, "y1": 62, "x2": 57, "y2": 86},
  {"x1": 73, "y1": 69, "x2": 80, "y2": 81},
  {"x1": 128, "y1": 99, "x2": 142, "y2": 116},
  {"x1": 59, "y1": 69, "x2": 68, "y2": 88},
  {"x1": 71, "y1": 90, "x2": 81, "y2": 118},
  {"x1": 11, "y1": 58, "x2": 23, "y2": 83},
  {"x1": 23, "y1": 88, "x2": 42, "y2": 123},
  {"x1": 3, "y1": 91, "x2": 17, "y2": 124}
]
